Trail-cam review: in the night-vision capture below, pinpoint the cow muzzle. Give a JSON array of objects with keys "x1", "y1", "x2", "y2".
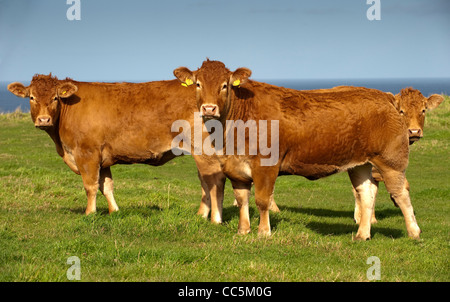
[
  {"x1": 200, "y1": 104, "x2": 220, "y2": 119},
  {"x1": 408, "y1": 128, "x2": 422, "y2": 144},
  {"x1": 35, "y1": 115, "x2": 53, "y2": 129}
]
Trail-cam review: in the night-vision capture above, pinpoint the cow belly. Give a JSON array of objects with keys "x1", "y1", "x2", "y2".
[
  {"x1": 282, "y1": 162, "x2": 341, "y2": 180},
  {"x1": 111, "y1": 150, "x2": 177, "y2": 166},
  {"x1": 221, "y1": 157, "x2": 253, "y2": 183},
  {"x1": 281, "y1": 156, "x2": 368, "y2": 180}
]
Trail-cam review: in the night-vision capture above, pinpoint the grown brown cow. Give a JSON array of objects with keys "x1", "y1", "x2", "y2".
[
  {"x1": 8, "y1": 74, "x2": 226, "y2": 221},
  {"x1": 174, "y1": 59, "x2": 422, "y2": 240},
  {"x1": 236, "y1": 86, "x2": 444, "y2": 225}
]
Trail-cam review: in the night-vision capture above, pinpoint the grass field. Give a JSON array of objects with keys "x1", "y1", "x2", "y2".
[{"x1": 0, "y1": 98, "x2": 449, "y2": 282}]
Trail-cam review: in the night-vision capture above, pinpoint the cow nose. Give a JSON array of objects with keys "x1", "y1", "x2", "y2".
[
  {"x1": 39, "y1": 117, "x2": 50, "y2": 123},
  {"x1": 36, "y1": 116, "x2": 52, "y2": 127},
  {"x1": 408, "y1": 129, "x2": 422, "y2": 137},
  {"x1": 201, "y1": 104, "x2": 219, "y2": 118}
]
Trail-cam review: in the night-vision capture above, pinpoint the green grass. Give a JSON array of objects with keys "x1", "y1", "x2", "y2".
[{"x1": 0, "y1": 97, "x2": 449, "y2": 282}]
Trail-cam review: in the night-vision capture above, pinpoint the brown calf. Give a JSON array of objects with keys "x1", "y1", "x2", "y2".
[
  {"x1": 354, "y1": 87, "x2": 444, "y2": 223},
  {"x1": 174, "y1": 60, "x2": 422, "y2": 240}
]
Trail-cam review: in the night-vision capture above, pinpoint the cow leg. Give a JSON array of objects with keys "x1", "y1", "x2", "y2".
[
  {"x1": 77, "y1": 159, "x2": 101, "y2": 215},
  {"x1": 353, "y1": 187, "x2": 361, "y2": 223},
  {"x1": 99, "y1": 167, "x2": 119, "y2": 214},
  {"x1": 233, "y1": 186, "x2": 280, "y2": 212},
  {"x1": 197, "y1": 170, "x2": 211, "y2": 219},
  {"x1": 194, "y1": 156, "x2": 226, "y2": 224},
  {"x1": 348, "y1": 164, "x2": 377, "y2": 240},
  {"x1": 207, "y1": 172, "x2": 226, "y2": 224},
  {"x1": 268, "y1": 188, "x2": 280, "y2": 212},
  {"x1": 353, "y1": 180, "x2": 379, "y2": 224},
  {"x1": 230, "y1": 181, "x2": 252, "y2": 234},
  {"x1": 252, "y1": 167, "x2": 278, "y2": 237},
  {"x1": 374, "y1": 165, "x2": 421, "y2": 240}
]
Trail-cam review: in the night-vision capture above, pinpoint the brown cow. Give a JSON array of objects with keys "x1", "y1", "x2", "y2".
[
  {"x1": 7, "y1": 74, "x2": 226, "y2": 222},
  {"x1": 174, "y1": 59, "x2": 422, "y2": 240},
  {"x1": 233, "y1": 86, "x2": 444, "y2": 225},
  {"x1": 353, "y1": 87, "x2": 445, "y2": 224}
]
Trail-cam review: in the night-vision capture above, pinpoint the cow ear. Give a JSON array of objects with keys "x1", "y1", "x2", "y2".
[
  {"x1": 426, "y1": 94, "x2": 444, "y2": 110},
  {"x1": 385, "y1": 92, "x2": 397, "y2": 107},
  {"x1": 173, "y1": 67, "x2": 195, "y2": 87},
  {"x1": 230, "y1": 67, "x2": 252, "y2": 87},
  {"x1": 7, "y1": 82, "x2": 29, "y2": 98},
  {"x1": 57, "y1": 82, "x2": 78, "y2": 98},
  {"x1": 392, "y1": 93, "x2": 401, "y2": 110}
]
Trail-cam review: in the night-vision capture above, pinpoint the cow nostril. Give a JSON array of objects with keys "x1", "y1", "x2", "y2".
[
  {"x1": 38, "y1": 116, "x2": 51, "y2": 124},
  {"x1": 408, "y1": 129, "x2": 423, "y2": 138},
  {"x1": 201, "y1": 105, "x2": 218, "y2": 116}
]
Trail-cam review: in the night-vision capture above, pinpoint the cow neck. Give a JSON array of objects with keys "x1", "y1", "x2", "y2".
[
  {"x1": 48, "y1": 98, "x2": 73, "y2": 158},
  {"x1": 44, "y1": 123, "x2": 64, "y2": 158},
  {"x1": 226, "y1": 86, "x2": 252, "y2": 122}
]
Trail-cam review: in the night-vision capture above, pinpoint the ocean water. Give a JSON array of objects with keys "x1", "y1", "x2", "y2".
[{"x1": 1, "y1": 78, "x2": 449, "y2": 113}]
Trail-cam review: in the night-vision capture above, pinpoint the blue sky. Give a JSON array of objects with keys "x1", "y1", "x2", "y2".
[{"x1": 0, "y1": 0, "x2": 449, "y2": 82}]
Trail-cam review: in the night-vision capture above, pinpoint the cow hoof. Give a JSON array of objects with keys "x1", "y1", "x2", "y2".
[
  {"x1": 257, "y1": 229, "x2": 272, "y2": 237},
  {"x1": 408, "y1": 227, "x2": 422, "y2": 240},
  {"x1": 196, "y1": 210, "x2": 209, "y2": 220},
  {"x1": 85, "y1": 211, "x2": 96, "y2": 216},
  {"x1": 353, "y1": 233, "x2": 371, "y2": 241},
  {"x1": 108, "y1": 207, "x2": 119, "y2": 214},
  {"x1": 269, "y1": 203, "x2": 280, "y2": 213},
  {"x1": 237, "y1": 228, "x2": 251, "y2": 235},
  {"x1": 211, "y1": 218, "x2": 222, "y2": 225},
  {"x1": 210, "y1": 213, "x2": 222, "y2": 224}
]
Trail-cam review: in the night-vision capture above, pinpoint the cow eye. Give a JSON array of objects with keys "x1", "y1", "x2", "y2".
[
  {"x1": 399, "y1": 109, "x2": 405, "y2": 115},
  {"x1": 196, "y1": 83, "x2": 201, "y2": 88},
  {"x1": 422, "y1": 109, "x2": 426, "y2": 114},
  {"x1": 222, "y1": 84, "x2": 228, "y2": 90},
  {"x1": 30, "y1": 96, "x2": 35, "y2": 101},
  {"x1": 53, "y1": 97, "x2": 58, "y2": 102}
]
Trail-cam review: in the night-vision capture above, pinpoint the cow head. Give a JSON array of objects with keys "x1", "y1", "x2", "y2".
[
  {"x1": 8, "y1": 74, "x2": 78, "y2": 129},
  {"x1": 174, "y1": 59, "x2": 251, "y2": 120},
  {"x1": 393, "y1": 88, "x2": 444, "y2": 143}
]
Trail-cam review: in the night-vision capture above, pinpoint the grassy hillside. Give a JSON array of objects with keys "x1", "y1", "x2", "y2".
[{"x1": 0, "y1": 97, "x2": 448, "y2": 282}]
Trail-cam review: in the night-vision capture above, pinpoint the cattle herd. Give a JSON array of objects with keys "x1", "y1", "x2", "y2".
[{"x1": 8, "y1": 59, "x2": 444, "y2": 241}]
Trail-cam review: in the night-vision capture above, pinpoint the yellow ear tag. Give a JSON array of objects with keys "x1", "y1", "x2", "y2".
[
  {"x1": 185, "y1": 78, "x2": 193, "y2": 86},
  {"x1": 181, "y1": 83, "x2": 188, "y2": 87},
  {"x1": 62, "y1": 91, "x2": 67, "y2": 95},
  {"x1": 232, "y1": 79, "x2": 241, "y2": 87}
]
